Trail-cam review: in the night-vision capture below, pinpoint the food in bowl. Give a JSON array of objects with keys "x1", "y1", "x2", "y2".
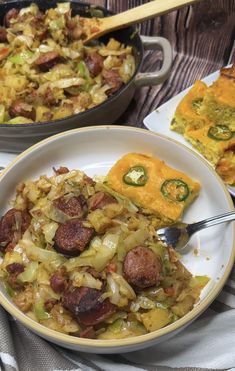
[
  {"x1": 170, "y1": 64, "x2": 235, "y2": 185},
  {"x1": 0, "y1": 2, "x2": 135, "y2": 124},
  {"x1": 0, "y1": 152, "x2": 209, "y2": 339}
]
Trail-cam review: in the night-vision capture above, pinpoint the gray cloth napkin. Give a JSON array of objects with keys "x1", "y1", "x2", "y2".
[{"x1": 1, "y1": 263, "x2": 235, "y2": 371}]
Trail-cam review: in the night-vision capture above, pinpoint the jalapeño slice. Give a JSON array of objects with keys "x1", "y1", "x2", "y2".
[
  {"x1": 191, "y1": 97, "x2": 203, "y2": 111},
  {"x1": 161, "y1": 179, "x2": 189, "y2": 202},
  {"x1": 207, "y1": 125, "x2": 233, "y2": 141},
  {"x1": 123, "y1": 166, "x2": 148, "y2": 186}
]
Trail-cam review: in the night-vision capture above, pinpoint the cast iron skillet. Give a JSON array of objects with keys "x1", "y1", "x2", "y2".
[{"x1": 0, "y1": 0, "x2": 172, "y2": 152}]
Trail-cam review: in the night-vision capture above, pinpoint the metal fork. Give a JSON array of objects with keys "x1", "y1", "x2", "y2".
[{"x1": 156, "y1": 211, "x2": 235, "y2": 250}]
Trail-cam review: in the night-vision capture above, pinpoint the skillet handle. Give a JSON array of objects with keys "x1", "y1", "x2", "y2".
[{"x1": 135, "y1": 36, "x2": 172, "y2": 86}]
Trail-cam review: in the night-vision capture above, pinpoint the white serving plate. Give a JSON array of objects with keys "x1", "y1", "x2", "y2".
[
  {"x1": 0, "y1": 126, "x2": 234, "y2": 353},
  {"x1": 143, "y1": 69, "x2": 235, "y2": 197}
]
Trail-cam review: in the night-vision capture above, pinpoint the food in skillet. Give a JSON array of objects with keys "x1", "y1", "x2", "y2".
[
  {"x1": 170, "y1": 64, "x2": 235, "y2": 185},
  {"x1": 0, "y1": 154, "x2": 208, "y2": 339},
  {"x1": 0, "y1": 3, "x2": 135, "y2": 124}
]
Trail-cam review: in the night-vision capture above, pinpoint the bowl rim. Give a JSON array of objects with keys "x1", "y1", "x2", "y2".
[
  {"x1": 0, "y1": 125, "x2": 234, "y2": 349},
  {"x1": 0, "y1": 0, "x2": 143, "y2": 129}
]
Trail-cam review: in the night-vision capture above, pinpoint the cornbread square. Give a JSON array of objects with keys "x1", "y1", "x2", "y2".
[
  {"x1": 199, "y1": 65, "x2": 235, "y2": 130},
  {"x1": 216, "y1": 147, "x2": 235, "y2": 185},
  {"x1": 184, "y1": 124, "x2": 235, "y2": 166},
  {"x1": 107, "y1": 153, "x2": 200, "y2": 222},
  {"x1": 170, "y1": 80, "x2": 209, "y2": 134}
]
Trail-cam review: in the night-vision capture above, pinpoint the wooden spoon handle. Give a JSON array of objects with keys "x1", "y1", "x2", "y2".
[{"x1": 103, "y1": 0, "x2": 201, "y2": 31}]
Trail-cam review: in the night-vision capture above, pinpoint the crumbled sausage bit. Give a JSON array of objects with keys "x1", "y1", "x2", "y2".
[
  {"x1": 53, "y1": 166, "x2": 70, "y2": 175},
  {"x1": 13, "y1": 287, "x2": 34, "y2": 312}
]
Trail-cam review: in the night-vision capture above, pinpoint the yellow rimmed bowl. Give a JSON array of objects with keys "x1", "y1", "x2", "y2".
[{"x1": 0, "y1": 126, "x2": 234, "y2": 353}]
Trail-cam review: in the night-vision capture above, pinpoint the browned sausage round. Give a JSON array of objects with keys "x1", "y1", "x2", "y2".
[
  {"x1": 0, "y1": 208, "x2": 31, "y2": 246},
  {"x1": 79, "y1": 326, "x2": 95, "y2": 339},
  {"x1": 102, "y1": 68, "x2": 123, "y2": 95},
  {"x1": 53, "y1": 194, "x2": 87, "y2": 218},
  {"x1": 4, "y1": 8, "x2": 19, "y2": 28},
  {"x1": 6, "y1": 263, "x2": 24, "y2": 275},
  {"x1": 50, "y1": 267, "x2": 68, "y2": 293},
  {"x1": 62, "y1": 285, "x2": 116, "y2": 326},
  {"x1": 85, "y1": 52, "x2": 103, "y2": 77},
  {"x1": 35, "y1": 51, "x2": 61, "y2": 72},
  {"x1": 9, "y1": 100, "x2": 36, "y2": 121},
  {"x1": 54, "y1": 219, "x2": 94, "y2": 256},
  {"x1": 63, "y1": 286, "x2": 101, "y2": 314},
  {"x1": 69, "y1": 26, "x2": 85, "y2": 40},
  {"x1": 88, "y1": 191, "x2": 117, "y2": 211},
  {"x1": 0, "y1": 27, "x2": 7, "y2": 42},
  {"x1": 123, "y1": 246, "x2": 162, "y2": 289},
  {"x1": 78, "y1": 299, "x2": 116, "y2": 326}
]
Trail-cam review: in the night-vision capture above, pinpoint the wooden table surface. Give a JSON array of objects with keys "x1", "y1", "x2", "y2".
[{"x1": 86, "y1": 0, "x2": 235, "y2": 127}]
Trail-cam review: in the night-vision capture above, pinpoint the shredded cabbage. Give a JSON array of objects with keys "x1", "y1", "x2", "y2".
[{"x1": 64, "y1": 233, "x2": 119, "y2": 272}]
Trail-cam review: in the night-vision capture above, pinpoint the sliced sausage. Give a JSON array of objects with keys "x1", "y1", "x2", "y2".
[
  {"x1": 53, "y1": 194, "x2": 87, "y2": 218},
  {"x1": 9, "y1": 100, "x2": 36, "y2": 121},
  {"x1": 6, "y1": 263, "x2": 24, "y2": 275},
  {"x1": 35, "y1": 51, "x2": 61, "y2": 72},
  {"x1": 62, "y1": 286, "x2": 101, "y2": 314},
  {"x1": 88, "y1": 191, "x2": 117, "y2": 211},
  {"x1": 78, "y1": 299, "x2": 116, "y2": 326},
  {"x1": 62, "y1": 285, "x2": 116, "y2": 326},
  {"x1": 50, "y1": 267, "x2": 68, "y2": 293},
  {"x1": 79, "y1": 326, "x2": 95, "y2": 339},
  {"x1": 123, "y1": 246, "x2": 162, "y2": 289},
  {"x1": 4, "y1": 8, "x2": 19, "y2": 28},
  {"x1": 0, "y1": 27, "x2": 7, "y2": 42},
  {"x1": 85, "y1": 52, "x2": 103, "y2": 77},
  {"x1": 0, "y1": 208, "x2": 31, "y2": 246},
  {"x1": 54, "y1": 219, "x2": 94, "y2": 256},
  {"x1": 102, "y1": 68, "x2": 123, "y2": 95},
  {"x1": 6, "y1": 263, "x2": 24, "y2": 290},
  {"x1": 69, "y1": 26, "x2": 86, "y2": 40}
]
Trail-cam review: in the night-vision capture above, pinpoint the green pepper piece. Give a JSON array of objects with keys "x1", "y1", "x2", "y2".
[
  {"x1": 191, "y1": 97, "x2": 203, "y2": 111},
  {"x1": 161, "y1": 179, "x2": 189, "y2": 202},
  {"x1": 34, "y1": 299, "x2": 50, "y2": 320},
  {"x1": 123, "y1": 166, "x2": 148, "y2": 186},
  {"x1": 207, "y1": 125, "x2": 233, "y2": 141}
]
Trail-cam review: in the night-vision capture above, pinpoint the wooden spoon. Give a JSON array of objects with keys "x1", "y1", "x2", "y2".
[{"x1": 83, "y1": 0, "x2": 203, "y2": 44}]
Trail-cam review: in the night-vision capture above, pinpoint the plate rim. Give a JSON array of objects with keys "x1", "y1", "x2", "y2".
[{"x1": 0, "y1": 125, "x2": 234, "y2": 350}]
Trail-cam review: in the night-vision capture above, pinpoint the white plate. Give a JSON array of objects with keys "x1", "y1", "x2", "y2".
[
  {"x1": 0, "y1": 126, "x2": 234, "y2": 354},
  {"x1": 143, "y1": 69, "x2": 235, "y2": 197}
]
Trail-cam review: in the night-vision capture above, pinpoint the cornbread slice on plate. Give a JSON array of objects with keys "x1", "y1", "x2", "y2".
[
  {"x1": 170, "y1": 80, "x2": 209, "y2": 134},
  {"x1": 199, "y1": 64, "x2": 235, "y2": 130},
  {"x1": 107, "y1": 153, "x2": 200, "y2": 223},
  {"x1": 216, "y1": 147, "x2": 235, "y2": 185},
  {"x1": 184, "y1": 124, "x2": 235, "y2": 167}
]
